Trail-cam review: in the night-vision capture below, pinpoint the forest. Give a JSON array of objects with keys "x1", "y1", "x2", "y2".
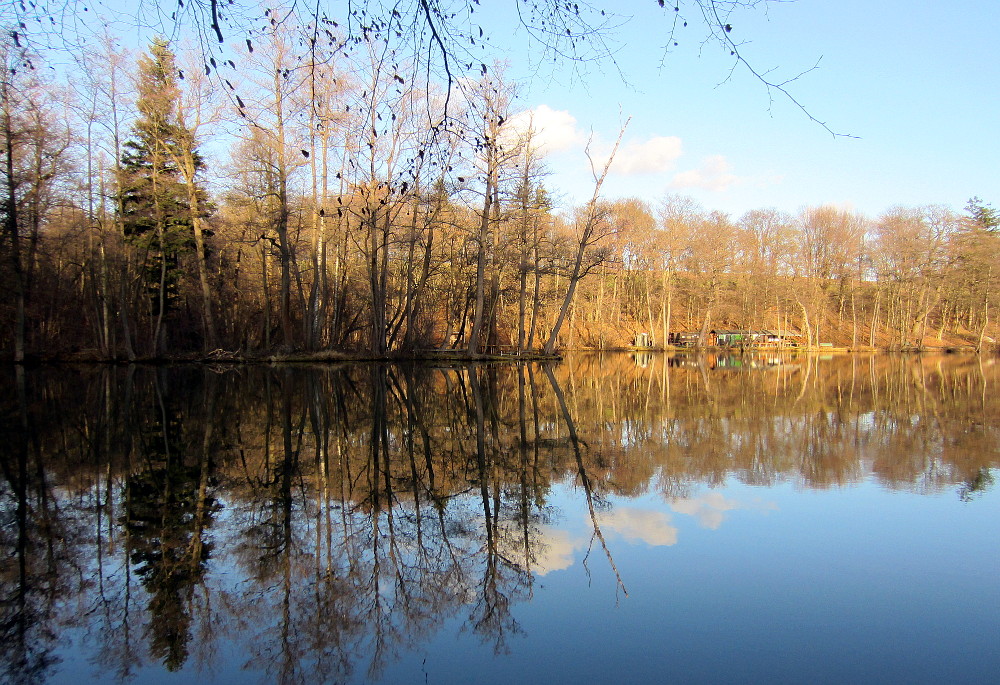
[{"x1": 2, "y1": 22, "x2": 999, "y2": 362}]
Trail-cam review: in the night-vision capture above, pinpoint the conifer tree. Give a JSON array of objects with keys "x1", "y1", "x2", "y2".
[
  {"x1": 119, "y1": 38, "x2": 211, "y2": 354},
  {"x1": 965, "y1": 197, "x2": 999, "y2": 232}
]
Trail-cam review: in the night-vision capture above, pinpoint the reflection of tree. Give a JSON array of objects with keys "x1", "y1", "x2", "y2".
[
  {"x1": 231, "y1": 368, "x2": 326, "y2": 685},
  {"x1": 465, "y1": 366, "x2": 530, "y2": 654},
  {"x1": 544, "y1": 364, "x2": 628, "y2": 598},
  {"x1": 959, "y1": 468, "x2": 994, "y2": 502},
  {"x1": 123, "y1": 370, "x2": 217, "y2": 671},
  {"x1": 0, "y1": 368, "x2": 63, "y2": 685},
  {"x1": 2, "y1": 354, "x2": 1000, "y2": 683}
]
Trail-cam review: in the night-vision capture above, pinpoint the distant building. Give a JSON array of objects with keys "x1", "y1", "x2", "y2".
[
  {"x1": 711, "y1": 329, "x2": 803, "y2": 348},
  {"x1": 667, "y1": 331, "x2": 701, "y2": 347},
  {"x1": 711, "y1": 330, "x2": 746, "y2": 347},
  {"x1": 667, "y1": 329, "x2": 802, "y2": 348},
  {"x1": 633, "y1": 332, "x2": 654, "y2": 349}
]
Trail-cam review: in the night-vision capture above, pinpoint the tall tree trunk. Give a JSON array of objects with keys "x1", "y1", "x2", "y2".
[
  {"x1": 272, "y1": 67, "x2": 294, "y2": 348},
  {"x1": 526, "y1": 222, "x2": 542, "y2": 351},
  {"x1": 869, "y1": 288, "x2": 881, "y2": 348},
  {"x1": 661, "y1": 268, "x2": 671, "y2": 349},
  {"x1": 851, "y1": 287, "x2": 858, "y2": 349},
  {"x1": 796, "y1": 297, "x2": 812, "y2": 350},
  {"x1": 151, "y1": 163, "x2": 167, "y2": 357},
  {"x1": 184, "y1": 170, "x2": 217, "y2": 350},
  {"x1": 368, "y1": 210, "x2": 386, "y2": 356},
  {"x1": 2, "y1": 101, "x2": 26, "y2": 362},
  {"x1": 544, "y1": 262, "x2": 583, "y2": 356},
  {"x1": 468, "y1": 166, "x2": 493, "y2": 355},
  {"x1": 976, "y1": 270, "x2": 991, "y2": 353}
]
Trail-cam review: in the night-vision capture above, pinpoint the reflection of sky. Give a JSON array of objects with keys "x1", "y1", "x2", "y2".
[
  {"x1": 44, "y1": 472, "x2": 1000, "y2": 685},
  {"x1": 528, "y1": 526, "x2": 580, "y2": 575},
  {"x1": 669, "y1": 491, "x2": 778, "y2": 529},
  {"x1": 595, "y1": 508, "x2": 678, "y2": 546},
  {"x1": 520, "y1": 511, "x2": 678, "y2": 577},
  {"x1": 520, "y1": 485, "x2": 777, "y2": 576},
  {"x1": 374, "y1": 476, "x2": 1000, "y2": 685}
]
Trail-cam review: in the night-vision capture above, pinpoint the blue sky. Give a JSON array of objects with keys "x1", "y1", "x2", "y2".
[
  {"x1": 487, "y1": 0, "x2": 999, "y2": 219},
  {"x1": 50, "y1": 0, "x2": 997, "y2": 219}
]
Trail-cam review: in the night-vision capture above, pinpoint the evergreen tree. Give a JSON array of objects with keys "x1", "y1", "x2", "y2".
[
  {"x1": 965, "y1": 196, "x2": 999, "y2": 232},
  {"x1": 119, "y1": 38, "x2": 211, "y2": 354}
]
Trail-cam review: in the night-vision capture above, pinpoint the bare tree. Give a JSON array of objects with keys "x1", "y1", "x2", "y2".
[
  {"x1": 1, "y1": 42, "x2": 73, "y2": 361},
  {"x1": 464, "y1": 71, "x2": 521, "y2": 355},
  {"x1": 172, "y1": 53, "x2": 222, "y2": 350},
  {"x1": 543, "y1": 121, "x2": 628, "y2": 355},
  {"x1": 794, "y1": 205, "x2": 865, "y2": 348},
  {"x1": 873, "y1": 206, "x2": 955, "y2": 349},
  {"x1": 234, "y1": 24, "x2": 310, "y2": 348}
]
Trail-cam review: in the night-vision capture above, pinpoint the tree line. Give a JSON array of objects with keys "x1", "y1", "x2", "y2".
[{"x1": 2, "y1": 29, "x2": 998, "y2": 361}]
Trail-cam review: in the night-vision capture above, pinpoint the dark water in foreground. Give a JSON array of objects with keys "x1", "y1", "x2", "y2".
[{"x1": 2, "y1": 353, "x2": 998, "y2": 684}]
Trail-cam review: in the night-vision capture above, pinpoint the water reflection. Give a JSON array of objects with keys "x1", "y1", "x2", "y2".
[{"x1": 1, "y1": 353, "x2": 997, "y2": 683}]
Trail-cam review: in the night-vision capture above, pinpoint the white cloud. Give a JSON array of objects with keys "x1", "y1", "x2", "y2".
[
  {"x1": 595, "y1": 507, "x2": 678, "y2": 547},
  {"x1": 670, "y1": 154, "x2": 739, "y2": 192},
  {"x1": 608, "y1": 136, "x2": 684, "y2": 175},
  {"x1": 507, "y1": 104, "x2": 585, "y2": 154},
  {"x1": 506, "y1": 109, "x2": 682, "y2": 178}
]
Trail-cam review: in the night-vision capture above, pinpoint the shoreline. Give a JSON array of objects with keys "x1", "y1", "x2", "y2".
[{"x1": 1, "y1": 345, "x2": 987, "y2": 365}]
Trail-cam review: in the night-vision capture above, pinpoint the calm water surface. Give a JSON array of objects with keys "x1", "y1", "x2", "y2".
[{"x1": 2, "y1": 353, "x2": 998, "y2": 684}]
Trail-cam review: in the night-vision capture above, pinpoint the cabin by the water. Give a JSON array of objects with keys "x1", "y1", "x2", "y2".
[{"x1": 665, "y1": 329, "x2": 803, "y2": 348}]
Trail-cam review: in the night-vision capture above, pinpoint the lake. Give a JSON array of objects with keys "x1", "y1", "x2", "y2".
[{"x1": 2, "y1": 353, "x2": 998, "y2": 684}]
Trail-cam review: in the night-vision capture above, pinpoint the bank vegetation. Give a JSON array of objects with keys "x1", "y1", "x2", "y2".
[{"x1": 2, "y1": 31, "x2": 998, "y2": 362}]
